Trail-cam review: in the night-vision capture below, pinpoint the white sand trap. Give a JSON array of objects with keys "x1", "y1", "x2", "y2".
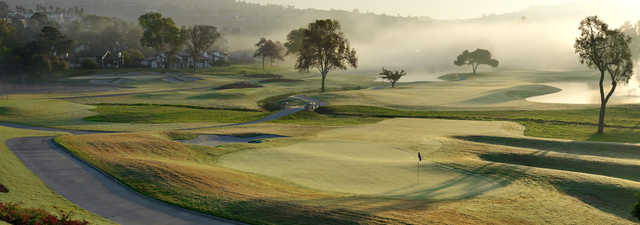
[
  {"x1": 179, "y1": 134, "x2": 285, "y2": 147},
  {"x1": 219, "y1": 119, "x2": 523, "y2": 200}
]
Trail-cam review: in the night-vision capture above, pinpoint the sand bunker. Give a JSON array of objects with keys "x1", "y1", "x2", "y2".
[{"x1": 179, "y1": 134, "x2": 286, "y2": 147}]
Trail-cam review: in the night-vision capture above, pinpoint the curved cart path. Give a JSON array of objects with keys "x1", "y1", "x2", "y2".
[{"x1": 6, "y1": 136, "x2": 242, "y2": 225}]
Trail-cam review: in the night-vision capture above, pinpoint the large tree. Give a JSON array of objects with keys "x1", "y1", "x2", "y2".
[
  {"x1": 185, "y1": 25, "x2": 221, "y2": 71},
  {"x1": 288, "y1": 19, "x2": 358, "y2": 92},
  {"x1": 138, "y1": 12, "x2": 180, "y2": 68},
  {"x1": 454, "y1": 49, "x2": 499, "y2": 74},
  {"x1": 254, "y1": 38, "x2": 284, "y2": 71},
  {"x1": 378, "y1": 67, "x2": 406, "y2": 88},
  {"x1": 575, "y1": 16, "x2": 634, "y2": 134}
]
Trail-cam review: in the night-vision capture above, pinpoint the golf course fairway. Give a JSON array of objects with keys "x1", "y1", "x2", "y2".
[{"x1": 219, "y1": 119, "x2": 522, "y2": 199}]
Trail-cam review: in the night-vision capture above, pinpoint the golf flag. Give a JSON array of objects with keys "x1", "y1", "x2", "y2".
[{"x1": 418, "y1": 152, "x2": 422, "y2": 162}]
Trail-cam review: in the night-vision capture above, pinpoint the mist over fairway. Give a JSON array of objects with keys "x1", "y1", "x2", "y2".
[{"x1": 2, "y1": 0, "x2": 640, "y2": 224}]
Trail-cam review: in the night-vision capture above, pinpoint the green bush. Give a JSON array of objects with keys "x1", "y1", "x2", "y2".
[
  {"x1": 80, "y1": 59, "x2": 99, "y2": 70},
  {"x1": 633, "y1": 197, "x2": 640, "y2": 221},
  {"x1": 0, "y1": 202, "x2": 88, "y2": 225}
]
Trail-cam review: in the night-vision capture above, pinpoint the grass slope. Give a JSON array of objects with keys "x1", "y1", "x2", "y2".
[
  {"x1": 319, "y1": 105, "x2": 640, "y2": 143},
  {"x1": 0, "y1": 126, "x2": 114, "y2": 225},
  {"x1": 85, "y1": 104, "x2": 268, "y2": 124}
]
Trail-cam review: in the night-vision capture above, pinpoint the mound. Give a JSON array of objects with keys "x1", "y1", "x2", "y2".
[
  {"x1": 216, "y1": 82, "x2": 263, "y2": 90},
  {"x1": 463, "y1": 85, "x2": 562, "y2": 104},
  {"x1": 259, "y1": 78, "x2": 304, "y2": 84},
  {"x1": 243, "y1": 74, "x2": 282, "y2": 79},
  {"x1": 0, "y1": 183, "x2": 7, "y2": 193}
]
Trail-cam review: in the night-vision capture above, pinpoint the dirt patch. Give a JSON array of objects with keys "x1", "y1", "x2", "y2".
[
  {"x1": 0, "y1": 183, "x2": 8, "y2": 193},
  {"x1": 244, "y1": 74, "x2": 283, "y2": 79},
  {"x1": 216, "y1": 82, "x2": 263, "y2": 90},
  {"x1": 259, "y1": 78, "x2": 304, "y2": 84}
]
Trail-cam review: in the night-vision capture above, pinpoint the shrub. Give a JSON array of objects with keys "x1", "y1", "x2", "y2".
[
  {"x1": 0, "y1": 202, "x2": 88, "y2": 225},
  {"x1": 51, "y1": 58, "x2": 70, "y2": 72},
  {"x1": 0, "y1": 184, "x2": 7, "y2": 193},
  {"x1": 80, "y1": 59, "x2": 99, "y2": 70},
  {"x1": 633, "y1": 197, "x2": 640, "y2": 221}
]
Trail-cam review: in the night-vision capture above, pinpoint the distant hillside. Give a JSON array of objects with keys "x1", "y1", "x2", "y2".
[{"x1": 4, "y1": 0, "x2": 431, "y2": 42}]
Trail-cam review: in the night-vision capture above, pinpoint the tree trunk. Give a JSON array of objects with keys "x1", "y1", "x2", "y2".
[
  {"x1": 597, "y1": 70, "x2": 606, "y2": 134},
  {"x1": 471, "y1": 63, "x2": 477, "y2": 74},
  {"x1": 321, "y1": 72, "x2": 328, "y2": 92},
  {"x1": 193, "y1": 56, "x2": 198, "y2": 72},
  {"x1": 597, "y1": 70, "x2": 619, "y2": 134},
  {"x1": 391, "y1": 81, "x2": 396, "y2": 88},
  {"x1": 262, "y1": 56, "x2": 265, "y2": 71}
]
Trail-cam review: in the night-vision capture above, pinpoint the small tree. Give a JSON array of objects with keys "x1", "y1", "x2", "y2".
[
  {"x1": 185, "y1": 25, "x2": 221, "y2": 71},
  {"x1": 288, "y1": 19, "x2": 358, "y2": 92},
  {"x1": 378, "y1": 67, "x2": 406, "y2": 88},
  {"x1": 454, "y1": 49, "x2": 499, "y2": 74},
  {"x1": 81, "y1": 58, "x2": 98, "y2": 69},
  {"x1": 575, "y1": 16, "x2": 634, "y2": 134},
  {"x1": 254, "y1": 38, "x2": 284, "y2": 71}
]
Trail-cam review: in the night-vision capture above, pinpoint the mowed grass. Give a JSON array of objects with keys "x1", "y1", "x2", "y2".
[
  {"x1": 57, "y1": 118, "x2": 640, "y2": 224},
  {"x1": 54, "y1": 133, "x2": 384, "y2": 225},
  {"x1": 310, "y1": 70, "x2": 601, "y2": 111},
  {"x1": 319, "y1": 105, "x2": 640, "y2": 143},
  {"x1": 84, "y1": 104, "x2": 268, "y2": 124},
  {"x1": 63, "y1": 64, "x2": 378, "y2": 111},
  {"x1": 0, "y1": 126, "x2": 114, "y2": 225}
]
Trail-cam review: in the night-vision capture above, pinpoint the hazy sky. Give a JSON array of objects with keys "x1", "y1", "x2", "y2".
[{"x1": 241, "y1": 0, "x2": 578, "y2": 19}]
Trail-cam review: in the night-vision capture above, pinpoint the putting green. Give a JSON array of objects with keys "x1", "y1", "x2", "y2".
[{"x1": 219, "y1": 119, "x2": 523, "y2": 199}]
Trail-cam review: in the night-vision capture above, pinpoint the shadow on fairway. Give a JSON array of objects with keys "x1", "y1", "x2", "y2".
[
  {"x1": 457, "y1": 135, "x2": 640, "y2": 222},
  {"x1": 380, "y1": 163, "x2": 512, "y2": 201},
  {"x1": 457, "y1": 135, "x2": 640, "y2": 160}
]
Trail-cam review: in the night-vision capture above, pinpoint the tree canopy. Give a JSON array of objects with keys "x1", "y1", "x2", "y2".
[
  {"x1": 378, "y1": 68, "x2": 406, "y2": 88},
  {"x1": 454, "y1": 49, "x2": 499, "y2": 74},
  {"x1": 138, "y1": 12, "x2": 181, "y2": 67},
  {"x1": 138, "y1": 12, "x2": 178, "y2": 52},
  {"x1": 284, "y1": 28, "x2": 305, "y2": 56},
  {"x1": 575, "y1": 16, "x2": 634, "y2": 133},
  {"x1": 289, "y1": 19, "x2": 357, "y2": 92}
]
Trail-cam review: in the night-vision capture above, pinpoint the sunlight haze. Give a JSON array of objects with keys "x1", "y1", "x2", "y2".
[{"x1": 242, "y1": 0, "x2": 578, "y2": 19}]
